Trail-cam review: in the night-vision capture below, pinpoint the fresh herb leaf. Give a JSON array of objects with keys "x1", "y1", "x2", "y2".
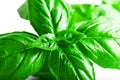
[
  {"x1": 47, "y1": 31, "x2": 94, "y2": 80},
  {"x1": 48, "y1": 44, "x2": 95, "y2": 80},
  {"x1": 55, "y1": 30, "x2": 86, "y2": 45},
  {"x1": 18, "y1": 0, "x2": 72, "y2": 35},
  {"x1": 2, "y1": 0, "x2": 120, "y2": 80},
  {"x1": 33, "y1": 54, "x2": 55, "y2": 80},
  {"x1": 27, "y1": 0, "x2": 70, "y2": 35},
  {"x1": 71, "y1": 4, "x2": 97, "y2": 22},
  {"x1": 30, "y1": 33, "x2": 58, "y2": 50},
  {"x1": 70, "y1": 4, "x2": 120, "y2": 22},
  {"x1": 76, "y1": 17, "x2": 120, "y2": 69},
  {"x1": 0, "y1": 32, "x2": 46, "y2": 80}
]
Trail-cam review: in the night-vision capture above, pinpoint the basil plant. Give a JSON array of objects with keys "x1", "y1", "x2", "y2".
[{"x1": 1, "y1": 0, "x2": 120, "y2": 80}]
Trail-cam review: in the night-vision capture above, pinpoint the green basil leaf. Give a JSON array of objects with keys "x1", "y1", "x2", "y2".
[
  {"x1": 48, "y1": 44, "x2": 95, "y2": 80},
  {"x1": 27, "y1": 0, "x2": 70, "y2": 35},
  {"x1": 70, "y1": 4, "x2": 120, "y2": 24},
  {"x1": 77, "y1": 37, "x2": 120, "y2": 69},
  {"x1": 33, "y1": 54, "x2": 55, "y2": 80},
  {"x1": 76, "y1": 17, "x2": 120, "y2": 69},
  {"x1": 56, "y1": 30, "x2": 86, "y2": 45},
  {"x1": 70, "y1": 4, "x2": 97, "y2": 22},
  {"x1": 30, "y1": 33, "x2": 58, "y2": 50},
  {"x1": 30, "y1": 33, "x2": 57, "y2": 79},
  {"x1": 0, "y1": 32, "x2": 46, "y2": 80},
  {"x1": 76, "y1": 17, "x2": 120, "y2": 37},
  {"x1": 102, "y1": 0, "x2": 120, "y2": 12},
  {"x1": 18, "y1": 2, "x2": 29, "y2": 20}
]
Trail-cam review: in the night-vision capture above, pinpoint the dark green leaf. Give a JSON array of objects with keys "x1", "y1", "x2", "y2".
[
  {"x1": 0, "y1": 32, "x2": 46, "y2": 80},
  {"x1": 76, "y1": 17, "x2": 120, "y2": 69},
  {"x1": 27, "y1": 0, "x2": 70, "y2": 35},
  {"x1": 48, "y1": 44, "x2": 95, "y2": 80}
]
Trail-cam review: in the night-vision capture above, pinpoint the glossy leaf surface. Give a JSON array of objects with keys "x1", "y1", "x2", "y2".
[
  {"x1": 27, "y1": 0, "x2": 70, "y2": 35},
  {"x1": 47, "y1": 30, "x2": 95, "y2": 80},
  {"x1": 13, "y1": 0, "x2": 120, "y2": 79},
  {"x1": 32, "y1": 30, "x2": 94, "y2": 80},
  {"x1": 55, "y1": 30, "x2": 86, "y2": 44},
  {"x1": 76, "y1": 17, "x2": 120, "y2": 69},
  {"x1": 0, "y1": 32, "x2": 46, "y2": 80},
  {"x1": 30, "y1": 33, "x2": 58, "y2": 50},
  {"x1": 48, "y1": 44, "x2": 95, "y2": 80},
  {"x1": 33, "y1": 54, "x2": 55, "y2": 80}
]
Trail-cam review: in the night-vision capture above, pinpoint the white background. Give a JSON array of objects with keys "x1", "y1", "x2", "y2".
[{"x1": 0, "y1": 0, "x2": 120, "y2": 80}]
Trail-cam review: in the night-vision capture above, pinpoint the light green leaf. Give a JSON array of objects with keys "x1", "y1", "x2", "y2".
[
  {"x1": 48, "y1": 37, "x2": 95, "y2": 80},
  {"x1": 27, "y1": 0, "x2": 70, "y2": 35},
  {"x1": 70, "y1": 4, "x2": 97, "y2": 22},
  {"x1": 76, "y1": 17, "x2": 120, "y2": 69},
  {"x1": 70, "y1": 4, "x2": 120, "y2": 25},
  {"x1": 102, "y1": 0, "x2": 120, "y2": 12},
  {"x1": 92, "y1": 5, "x2": 120, "y2": 19},
  {"x1": 0, "y1": 32, "x2": 46, "y2": 80}
]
